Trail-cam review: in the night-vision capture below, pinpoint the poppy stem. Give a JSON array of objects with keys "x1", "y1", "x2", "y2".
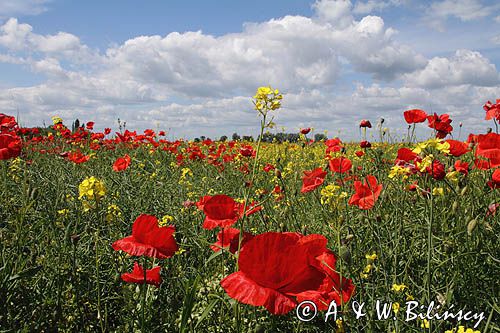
[
  {"x1": 142, "y1": 256, "x2": 147, "y2": 331},
  {"x1": 426, "y1": 183, "x2": 434, "y2": 332}
]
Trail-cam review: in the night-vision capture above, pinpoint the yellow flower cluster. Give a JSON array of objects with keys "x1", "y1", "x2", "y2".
[
  {"x1": 159, "y1": 215, "x2": 174, "y2": 227},
  {"x1": 78, "y1": 177, "x2": 106, "y2": 211},
  {"x1": 253, "y1": 86, "x2": 283, "y2": 115},
  {"x1": 388, "y1": 165, "x2": 411, "y2": 179},
  {"x1": 412, "y1": 138, "x2": 450, "y2": 155},
  {"x1": 106, "y1": 204, "x2": 122, "y2": 223},
  {"x1": 361, "y1": 252, "x2": 377, "y2": 279},
  {"x1": 320, "y1": 184, "x2": 347, "y2": 206},
  {"x1": 51, "y1": 116, "x2": 63, "y2": 125},
  {"x1": 79, "y1": 177, "x2": 106, "y2": 202},
  {"x1": 445, "y1": 326, "x2": 481, "y2": 333}
]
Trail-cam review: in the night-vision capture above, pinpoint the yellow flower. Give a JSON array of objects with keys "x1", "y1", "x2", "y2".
[
  {"x1": 418, "y1": 154, "x2": 434, "y2": 172},
  {"x1": 432, "y1": 187, "x2": 444, "y2": 196},
  {"x1": 406, "y1": 293, "x2": 414, "y2": 301},
  {"x1": 366, "y1": 252, "x2": 378, "y2": 261},
  {"x1": 78, "y1": 176, "x2": 106, "y2": 203},
  {"x1": 420, "y1": 319, "x2": 430, "y2": 328},
  {"x1": 51, "y1": 116, "x2": 63, "y2": 125},
  {"x1": 391, "y1": 283, "x2": 407, "y2": 292},
  {"x1": 446, "y1": 171, "x2": 460, "y2": 183},
  {"x1": 392, "y1": 302, "x2": 400, "y2": 314},
  {"x1": 445, "y1": 326, "x2": 481, "y2": 333},
  {"x1": 335, "y1": 318, "x2": 345, "y2": 333},
  {"x1": 388, "y1": 165, "x2": 410, "y2": 179},
  {"x1": 159, "y1": 215, "x2": 174, "y2": 227},
  {"x1": 58, "y1": 209, "x2": 69, "y2": 216},
  {"x1": 105, "y1": 204, "x2": 122, "y2": 222}
]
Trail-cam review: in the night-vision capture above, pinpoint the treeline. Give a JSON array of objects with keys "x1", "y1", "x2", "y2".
[{"x1": 194, "y1": 132, "x2": 328, "y2": 143}]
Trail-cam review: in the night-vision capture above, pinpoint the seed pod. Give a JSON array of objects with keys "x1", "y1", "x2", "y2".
[
  {"x1": 340, "y1": 246, "x2": 351, "y2": 264},
  {"x1": 467, "y1": 219, "x2": 478, "y2": 235},
  {"x1": 255, "y1": 325, "x2": 265, "y2": 333},
  {"x1": 452, "y1": 201, "x2": 458, "y2": 213},
  {"x1": 460, "y1": 186, "x2": 467, "y2": 196}
]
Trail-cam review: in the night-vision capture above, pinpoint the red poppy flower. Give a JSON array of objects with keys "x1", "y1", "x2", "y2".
[
  {"x1": 360, "y1": 140, "x2": 371, "y2": 148},
  {"x1": 359, "y1": 120, "x2": 372, "y2": 128},
  {"x1": 483, "y1": 99, "x2": 500, "y2": 121},
  {"x1": 454, "y1": 160, "x2": 469, "y2": 176},
  {"x1": 348, "y1": 175, "x2": 382, "y2": 210},
  {"x1": 0, "y1": 133, "x2": 22, "y2": 160},
  {"x1": 426, "y1": 159, "x2": 446, "y2": 180},
  {"x1": 355, "y1": 150, "x2": 364, "y2": 157},
  {"x1": 487, "y1": 169, "x2": 500, "y2": 189},
  {"x1": 395, "y1": 148, "x2": 417, "y2": 163},
  {"x1": 329, "y1": 157, "x2": 352, "y2": 173},
  {"x1": 121, "y1": 262, "x2": 162, "y2": 287},
  {"x1": 112, "y1": 214, "x2": 178, "y2": 259},
  {"x1": 0, "y1": 113, "x2": 17, "y2": 130},
  {"x1": 86, "y1": 122, "x2": 95, "y2": 130},
  {"x1": 301, "y1": 167, "x2": 327, "y2": 193},
  {"x1": 67, "y1": 151, "x2": 90, "y2": 164},
  {"x1": 474, "y1": 158, "x2": 491, "y2": 170},
  {"x1": 202, "y1": 195, "x2": 241, "y2": 230},
  {"x1": 220, "y1": 232, "x2": 355, "y2": 315},
  {"x1": 104, "y1": 128, "x2": 111, "y2": 135},
  {"x1": 475, "y1": 133, "x2": 500, "y2": 168},
  {"x1": 263, "y1": 163, "x2": 275, "y2": 172},
  {"x1": 113, "y1": 154, "x2": 131, "y2": 172},
  {"x1": 239, "y1": 145, "x2": 255, "y2": 157},
  {"x1": 300, "y1": 128, "x2": 311, "y2": 135},
  {"x1": 403, "y1": 109, "x2": 427, "y2": 124},
  {"x1": 210, "y1": 228, "x2": 254, "y2": 254},
  {"x1": 445, "y1": 140, "x2": 469, "y2": 157},
  {"x1": 427, "y1": 113, "x2": 453, "y2": 138}
]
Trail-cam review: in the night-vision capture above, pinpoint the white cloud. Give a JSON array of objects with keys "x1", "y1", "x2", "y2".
[
  {"x1": 352, "y1": 0, "x2": 404, "y2": 14},
  {"x1": 0, "y1": 18, "x2": 99, "y2": 62},
  {"x1": 425, "y1": 0, "x2": 500, "y2": 31},
  {"x1": 0, "y1": 0, "x2": 51, "y2": 18},
  {"x1": 429, "y1": 0, "x2": 492, "y2": 21},
  {"x1": 0, "y1": 2, "x2": 498, "y2": 139},
  {"x1": 406, "y1": 49, "x2": 500, "y2": 88},
  {"x1": 491, "y1": 34, "x2": 500, "y2": 45}
]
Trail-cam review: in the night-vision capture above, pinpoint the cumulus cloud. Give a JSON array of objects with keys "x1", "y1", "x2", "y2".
[
  {"x1": 406, "y1": 49, "x2": 500, "y2": 88},
  {"x1": 0, "y1": 0, "x2": 51, "y2": 18},
  {"x1": 425, "y1": 0, "x2": 500, "y2": 31},
  {"x1": 352, "y1": 0, "x2": 404, "y2": 14},
  {"x1": 0, "y1": 0, "x2": 498, "y2": 139}
]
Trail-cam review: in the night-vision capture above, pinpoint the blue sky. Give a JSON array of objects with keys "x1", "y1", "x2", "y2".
[{"x1": 1, "y1": 0, "x2": 499, "y2": 139}]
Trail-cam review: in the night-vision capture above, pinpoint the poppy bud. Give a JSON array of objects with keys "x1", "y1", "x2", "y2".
[
  {"x1": 275, "y1": 169, "x2": 282, "y2": 179},
  {"x1": 487, "y1": 127, "x2": 492, "y2": 133},
  {"x1": 340, "y1": 246, "x2": 351, "y2": 263},
  {"x1": 467, "y1": 219, "x2": 478, "y2": 235},
  {"x1": 70, "y1": 234, "x2": 80, "y2": 245}
]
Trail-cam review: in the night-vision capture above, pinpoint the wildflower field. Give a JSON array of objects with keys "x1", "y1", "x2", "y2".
[{"x1": 0, "y1": 88, "x2": 499, "y2": 332}]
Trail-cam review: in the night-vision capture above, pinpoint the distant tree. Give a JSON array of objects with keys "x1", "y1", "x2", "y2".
[
  {"x1": 242, "y1": 135, "x2": 254, "y2": 142},
  {"x1": 314, "y1": 133, "x2": 327, "y2": 142},
  {"x1": 232, "y1": 132, "x2": 240, "y2": 141},
  {"x1": 194, "y1": 137, "x2": 200, "y2": 142},
  {"x1": 200, "y1": 136, "x2": 206, "y2": 141},
  {"x1": 72, "y1": 118, "x2": 80, "y2": 132},
  {"x1": 219, "y1": 135, "x2": 228, "y2": 142}
]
